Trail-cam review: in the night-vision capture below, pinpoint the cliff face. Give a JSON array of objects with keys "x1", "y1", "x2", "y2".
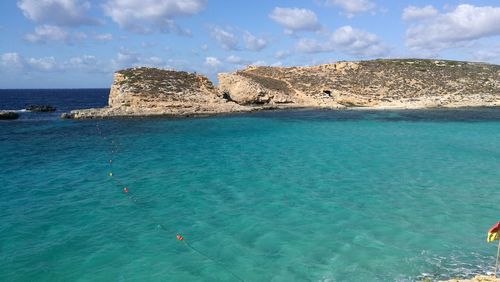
[
  {"x1": 108, "y1": 68, "x2": 221, "y2": 109},
  {"x1": 63, "y1": 59, "x2": 500, "y2": 119},
  {"x1": 64, "y1": 67, "x2": 246, "y2": 119},
  {"x1": 218, "y1": 59, "x2": 500, "y2": 108}
]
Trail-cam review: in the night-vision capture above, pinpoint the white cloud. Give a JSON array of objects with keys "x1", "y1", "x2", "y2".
[
  {"x1": 95, "y1": 33, "x2": 113, "y2": 41},
  {"x1": 210, "y1": 28, "x2": 267, "y2": 51},
  {"x1": 103, "y1": 0, "x2": 206, "y2": 34},
  {"x1": 269, "y1": 7, "x2": 320, "y2": 34},
  {"x1": 405, "y1": 4, "x2": 500, "y2": 52},
  {"x1": 250, "y1": 60, "x2": 267, "y2": 66},
  {"x1": 204, "y1": 56, "x2": 222, "y2": 68},
  {"x1": 143, "y1": 56, "x2": 164, "y2": 67},
  {"x1": 141, "y1": 42, "x2": 158, "y2": 48},
  {"x1": 24, "y1": 27, "x2": 117, "y2": 45},
  {"x1": 295, "y1": 25, "x2": 389, "y2": 57},
  {"x1": 17, "y1": 0, "x2": 98, "y2": 26},
  {"x1": 274, "y1": 50, "x2": 291, "y2": 59},
  {"x1": 24, "y1": 25, "x2": 107, "y2": 44},
  {"x1": 402, "y1": 5, "x2": 438, "y2": 21},
  {"x1": 332, "y1": 26, "x2": 388, "y2": 57},
  {"x1": 25, "y1": 25, "x2": 69, "y2": 43},
  {"x1": 296, "y1": 38, "x2": 332, "y2": 53},
  {"x1": 226, "y1": 55, "x2": 243, "y2": 64},
  {"x1": 210, "y1": 27, "x2": 239, "y2": 50},
  {"x1": 324, "y1": 0, "x2": 375, "y2": 17},
  {"x1": 115, "y1": 50, "x2": 140, "y2": 67},
  {"x1": 1, "y1": 53, "x2": 24, "y2": 70},
  {"x1": 109, "y1": 50, "x2": 172, "y2": 69},
  {"x1": 225, "y1": 55, "x2": 252, "y2": 66},
  {"x1": 1, "y1": 53, "x2": 60, "y2": 72},
  {"x1": 67, "y1": 55, "x2": 96, "y2": 67},
  {"x1": 243, "y1": 32, "x2": 267, "y2": 51},
  {"x1": 26, "y1": 57, "x2": 58, "y2": 71},
  {"x1": 165, "y1": 58, "x2": 195, "y2": 72},
  {"x1": 0, "y1": 52, "x2": 122, "y2": 74},
  {"x1": 63, "y1": 55, "x2": 112, "y2": 73}
]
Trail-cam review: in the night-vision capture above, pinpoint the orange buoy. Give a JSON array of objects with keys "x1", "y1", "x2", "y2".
[
  {"x1": 176, "y1": 234, "x2": 184, "y2": 241},
  {"x1": 123, "y1": 187, "x2": 129, "y2": 193}
]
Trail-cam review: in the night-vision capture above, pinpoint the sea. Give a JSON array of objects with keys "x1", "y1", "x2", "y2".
[{"x1": 1, "y1": 89, "x2": 500, "y2": 281}]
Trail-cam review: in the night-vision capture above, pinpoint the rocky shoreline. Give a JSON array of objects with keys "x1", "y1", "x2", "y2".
[
  {"x1": 442, "y1": 275, "x2": 500, "y2": 282},
  {"x1": 62, "y1": 59, "x2": 500, "y2": 119}
]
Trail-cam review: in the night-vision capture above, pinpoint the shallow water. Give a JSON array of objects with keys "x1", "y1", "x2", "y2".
[{"x1": 1, "y1": 108, "x2": 500, "y2": 281}]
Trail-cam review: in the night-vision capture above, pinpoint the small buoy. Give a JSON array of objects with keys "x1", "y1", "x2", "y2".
[
  {"x1": 176, "y1": 234, "x2": 184, "y2": 241},
  {"x1": 123, "y1": 187, "x2": 129, "y2": 193},
  {"x1": 109, "y1": 159, "x2": 113, "y2": 164},
  {"x1": 109, "y1": 172, "x2": 113, "y2": 177}
]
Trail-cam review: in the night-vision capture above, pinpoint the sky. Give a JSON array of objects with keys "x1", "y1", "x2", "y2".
[{"x1": 1, "y1": 0, "x2": 500, "y2": 88}]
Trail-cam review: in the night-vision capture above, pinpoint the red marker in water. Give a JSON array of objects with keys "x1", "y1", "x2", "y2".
[
  {"x1": 123, "y1": 187, "x2": 129, "y2": 193},
  {"x1": 176, "y1": 234, "x2": 184, "y2": 241}
]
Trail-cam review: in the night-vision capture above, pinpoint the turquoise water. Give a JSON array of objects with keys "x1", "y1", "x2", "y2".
[{"x1": 2, "y1": 109, "x2": 500, "y2": 281}]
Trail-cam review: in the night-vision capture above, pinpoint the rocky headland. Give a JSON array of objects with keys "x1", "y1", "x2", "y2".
[
  {"x1": 62, "y1": 67, "x2": 247, "y2": 119},
  {"x1": 63, "y1": 59, "x2": 500, "y2": 119}
]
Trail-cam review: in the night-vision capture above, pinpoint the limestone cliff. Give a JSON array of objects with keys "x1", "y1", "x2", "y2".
[
  {"x1": 62, "y1": 67, "x2": 247, "y2": 119},
  {"x1": 63, "y1": 59, "x2": 500, "y2": 119},
  {"x1": 218, "y1": 59, "x2": 500, "y2": 109}
]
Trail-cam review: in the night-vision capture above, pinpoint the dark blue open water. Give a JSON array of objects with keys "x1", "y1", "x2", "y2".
[
  {"x1": 0, "y1": 89, "x2": 108, "y2": 120},
  {"x1": 1, "y1": 89, "x2": 500, "y2": 281}
]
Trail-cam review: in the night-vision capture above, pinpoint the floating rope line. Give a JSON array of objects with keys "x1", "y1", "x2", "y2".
[
  {"x1": 95, "y1": 122, "x2": 245, "y2": 281},
  {"x1": 176, "y1": 234, "x2": 244, "y2": 282}
]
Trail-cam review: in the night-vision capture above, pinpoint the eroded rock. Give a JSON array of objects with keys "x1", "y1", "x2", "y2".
[
  {"x1": 63, "y1": 60, "x2": 500, "y2": 119},
  {"x1": 0, "y1": 111, "x2": 19, "y2": 120},
  {"x1": 64, "y1": 67, "x2": 250, "y2": 119},
  {"x1": 219, "y1": 60, "x2": 500, "y2": 109},
  {"x1": 26, "y1": 105, "x2": 56, "y2": 112}
]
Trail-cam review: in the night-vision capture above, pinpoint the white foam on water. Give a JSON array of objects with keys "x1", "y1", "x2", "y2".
[
  {"x1": 1, "y1": 109, "x2": 26, "y2": 112},
  {"x1": 414, "y1": 252, "x2": 494, "y2": 281}
]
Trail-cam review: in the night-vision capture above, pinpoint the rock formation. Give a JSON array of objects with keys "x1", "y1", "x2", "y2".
[
  {"x1": 443, "y1": 275, "x2": 500, "y2": 282},
  {"x1": 26, "y1": 105, "x2": 56, "y2": 112},
  {"x1": 62, "y1": 67, "x2": 248, "y2": 119},
  {"x1": 0, "y1": 111, "x2": 20, "y2": 120},
  {"x1": 63, "y1": 59, "x2": 500, "y2": 119},
  {"x1": 218, "y1": 59, "x2": 500, "y2": 109}
]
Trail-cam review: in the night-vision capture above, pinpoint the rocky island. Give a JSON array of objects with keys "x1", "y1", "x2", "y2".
[
  {"x1": 62, "y1": 59, "x2": 500, "y2": 119},
  {"x1": 0, "y1": 111, "x2": 20, "y2": 120}
]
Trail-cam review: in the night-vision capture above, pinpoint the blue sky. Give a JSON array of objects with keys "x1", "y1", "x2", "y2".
[{"x1": 1, "y1": 0, "x2": 500, "y2": 88}]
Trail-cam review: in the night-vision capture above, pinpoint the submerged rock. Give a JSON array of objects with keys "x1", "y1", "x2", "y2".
[
  {"x1": 26, "y1": 105, "x2": 56, "y2": 112},
  {"x1": 0, "y1": 111, "x2": 19, "y2": 120}
]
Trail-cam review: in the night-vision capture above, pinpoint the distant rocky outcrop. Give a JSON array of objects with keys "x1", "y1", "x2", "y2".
[
  {"x1": 0, "y1": 111, "x2": 19, "y2": 120},
  {"x1": 26, "y1": 105, "x2": 56, "y2": 112},
  {"x1": 63, "y1": 59, "x2": 500, "y2": 119}
]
